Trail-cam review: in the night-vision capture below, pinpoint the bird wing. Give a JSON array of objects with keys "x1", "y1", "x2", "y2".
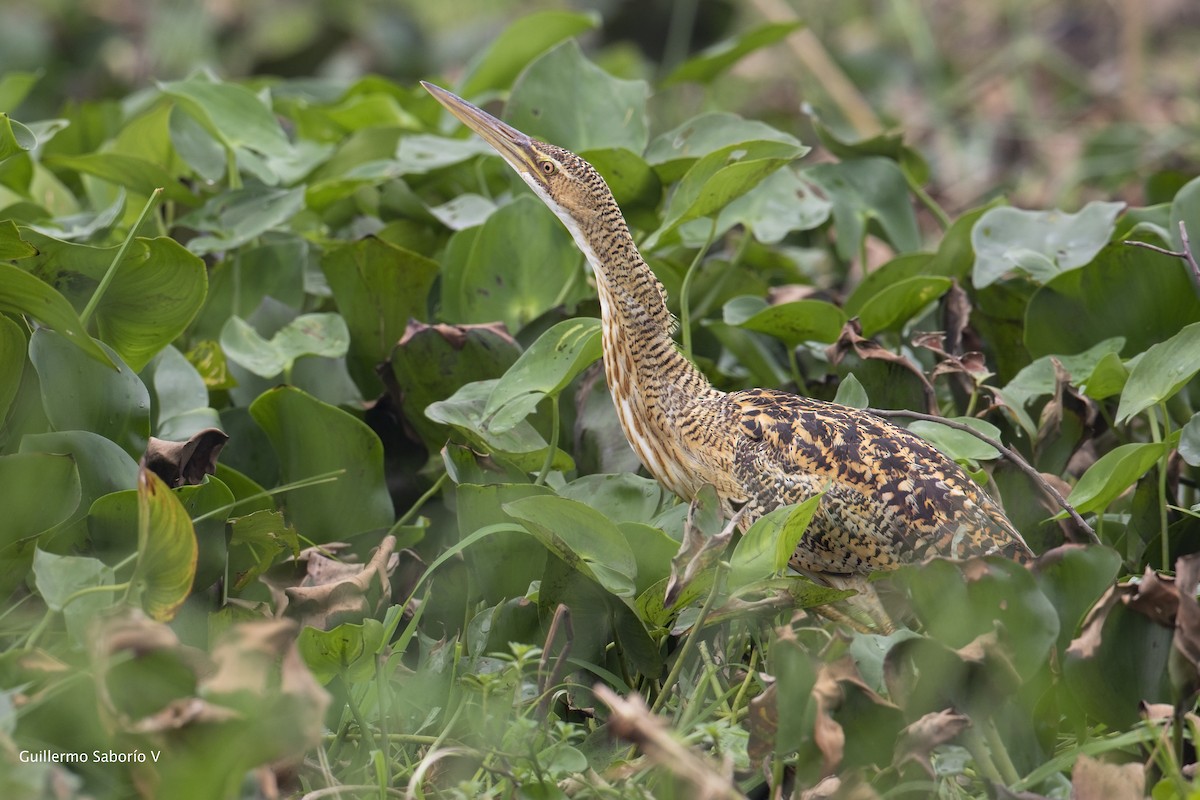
[{"x1": 725, "y1": 388, "x2": 1029, "y2": 574}]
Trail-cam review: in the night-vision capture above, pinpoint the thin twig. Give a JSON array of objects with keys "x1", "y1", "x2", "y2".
[
  {"x1": 868, "y1": 407, "x2": 1100, "y2": 544},
  {"x1": 1180, "y1": 221, "x2": 1200, "y2": 285}
]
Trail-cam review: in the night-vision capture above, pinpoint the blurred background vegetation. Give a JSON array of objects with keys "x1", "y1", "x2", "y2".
[{"x1": 3, "y1": 0, "x2": 1198, "y2": 216}]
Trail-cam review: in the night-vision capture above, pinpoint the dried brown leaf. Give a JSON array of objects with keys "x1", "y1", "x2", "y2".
[
  {"x1": 827, "y1": 319, "x2": 936, "y2": 413},
  {"x1": 892, "y1": 708, "x2": 970, "y2": 778},
  {"x1": 746, "y1": 681, "x2": 779, "y2": 763},
  {"x1": 1071, "y1": 754, "x2": 1145, "y2": 800},
  {"x1": 284, "y1": 535, "x2": 398, "y2": 629},
  {"x1": 140, "y1": 428, "x2": 229, "y2": 488},
  {"x1": 941, "y1": 280, "x2": 972, "y2": 357}
]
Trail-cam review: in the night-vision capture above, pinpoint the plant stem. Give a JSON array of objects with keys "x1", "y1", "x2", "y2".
[
  {"x1": 679, "y1": 220, "x2": 718, "y2": 360},
  {"x1": 534, "y1": 395, "x2": 560, "y2": 486},
  {"x1": 80, "y1": 188, "x2": 163, "y2": 327},
  {"x1": 1153, "y1": 402, "x2": 1171, "y2": 568},
  {"x1": 906, "y1": 172, "x2": 951, "y2": 231},
  {"x1": 389, "y1": 472, "x2": 448, "y2": 533},
  {"x1": 982, "y1": 717, "x2": 1021, "y2": 786},
  {"x1": 651, "y1": 561, "x2": 728, "y2": 715}
]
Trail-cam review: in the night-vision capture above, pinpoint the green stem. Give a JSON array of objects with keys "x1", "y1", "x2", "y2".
[
  {"x1": 905, "y1": 171, "x2": 951, "y2": 231},
  {"x1": 80, "y1": 188, "x2": 163, "y2": 327},
  {"x1": 982, "y1": 717, "x2": 1021, "y2": 787},
  {"x1": 389, "y1": 472, "x2": 448, "y2": 534},
  {"x1": 341, "y1": 673, "x2": 380, "y2": 755},
  {"x1": 534, "y1": 395, "x2": 560, "y2": 486},
  {"x1": 679, "y1": 220, "x2": 718, "y2": 360},
  {"x1": 960, "y1": 724, "x2": 1004, "y2": 785},
  {"x1": 651, "y1": 561, "x2": 727, "y2": 715},
  {"x1": 1155, "y1": 402, "x2": 1172, "y2": 569}
]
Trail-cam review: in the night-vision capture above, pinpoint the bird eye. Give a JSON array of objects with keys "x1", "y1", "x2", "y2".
[{"x1": 540, "y1": 160, "x2": 556, "y2": 175}]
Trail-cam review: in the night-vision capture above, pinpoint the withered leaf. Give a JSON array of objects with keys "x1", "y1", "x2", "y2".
[
  {"x1": 746, "y1": 681, "x2": 779, "y2": 763},
  {"x1": 284, "y1": 535, "x2": 399, "y2": 629},
  {"x1": 826, "y1": 319, "x2": 937, "y2": 414},
  {"x1": 140, "y1": 428, "x2": 229, "y2": 488},
  {"x1": 892, "y1": 708, "x2": 969, "y2": 778},
  {"x1": 1071, "y1": 754, "x2": 1145, "y2": 800},
  {"x1": 664, "y1": 488, "x2": 739, "y2": 609}
]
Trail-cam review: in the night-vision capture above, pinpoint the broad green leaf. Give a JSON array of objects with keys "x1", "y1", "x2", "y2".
[
  {"x1": 856, "y1": 275, "x2": 952, "y2": 336},
  {"x1": 618, "y1": 521, "x2": 680, "y2": 597},
  {"x1": 459, "y1": 10, "x2": 600, "y2": 97},
  {"x1": 663, "y1": 22, "x2": 803, "y2": 86},
  {"x1": 0, "y1": 219, "x2": 36, "y2": 259},
  {"x1": 646, "y1": 112, "x2": 804, "y2": 182},
  {"x1": 388, "y1": 321, "x2": 521, "y2": 451},
  {"x1": 1082, "y1": 351, "x2": 1129, "y2": 401},
  {"x1": 161, "y1": 75, "x2": 291, "y2": 158},
  {"x1": 131, "y1": 466, "x2": 197, "y2": 622},
  {"x1": 440, "y1": 195, "x2": 581, "y2": 333},
  {"x1": 179, "y1": 185, "x2": 305, "y2": 256},
  {"x1": 177, "y1": 476, "x2": 234, "y2": 591},
  {"x1": 0, "y1": 71, "x2": 40, "y2": 111},
  {"x1": 0, "y1": 262, "x2": 114, "y2": 368},
  {"x1": 1024, "y1": 244, "x2": 1200, "y2": 358},
  {"x1": 484, "y1": 318, "x2": 602, "y2": 431},
  {"x1": 729, "y1": 504, "x2": 791, "y2": 589},
  {"x1": 646, "y1": 139, "x2": 808, "y2": 249},
  {"x1": 228, "y1": 509, "x2": 298, "y2": 591},
  {"x1": 712, "y1": 168, "x2": 830, "y2": 244},
  {"x1": 723, "y1": 295, "x2": 846, "y2": 346},
  {"x1": 30, "y1": 188, "x2": 125, "y2": 242},
  {"x1": 1115, "y1": 321, "x2": 1200, "y2": 423},
  {"x1": 32, "y1": 548, "x2": 115, "y2": 644},
  {"x1": 1066, "y1": 439, "x2": 1173, "y2": 515},
  {"x1": 426, "y1": 379, "x2": 574, "y2": 473},
  {"x1": 1183, "y1": 413, "x2": 1200, "y2": 468},
  {"x1": 393, "y1": 134, "x2": 496, "y2": 174},
  {"x1": 0, "y1": 113, "x2": 36, "y2": 163},
  {"x1": 843, "y1": 254, "x2": 933, "y2": 316},
  {"x1": 806, "y1": 157, "x2": 921, "y2": 260},
  {"x1": 503, "y1": 494, "x2": 638, "y2": 598},
  {"x1": 146, "y1": 345, "x2": 210, "y2": 429},
  {"x1": 1000, "y1": 337, "x2": 1126, "y2": 411},
  {"x1": 298, "y1": 619, "x2": 386, "y2": 685},
  {"x1": 0, "y1": 315, "x2": 23, "y2": 422},
  {"x1": 558, "y1": 473, "x2": 670, "y2": 524},
  {"x1": 20, "y1": 230, "x2": 207, "y2": 372},
  {"x1": 972, "y1": 201, "x2": 1125, "y2": 287},
  {"x1": 321, "y1": 236, "x2": 439, "y2": 392},
  {"x1": 771, "y1": 630, "x2": 818, "y2": 757},
  {"x1": 1032, "y1": 545, "x2": 1122, "y2": 649},
  {"x1": 508, "y1": 40, "x2": 649, "y2": 154},
  {"x1": 250, "y1": 386, "x2": 393, "y2": 541},
  {"x1": 20, "y1": 430, "x2": 140, "y2": 539},
  {"x1": 908, "y1": 417, "x2": 1002, "y2": 463},
  {"x1": 1169, "y1": 175, "x2": 1200, "y2": 253},
  {"x1": 811, "y1": 117, "x2": 930, "y2": 185},
  {"x1": 219, "y1": 313, "x2": 350, "y2": 379},
  {"x1": 833, "y1": 373, "x2": 869, "y2": 409},
  {"x1": 428, "y1": 194, "x2": 497, "y2": 230},
  {"x1": 454, "y1": 483, "x2": 552, "y2": 603},
  {"x1": 30, "y1": 329, "x2": 150, "y2": 457},
  {"x1": 0, "y1": 452, "x2": 80, "y2": 551},
  {"x1": 773, "y1": 494, "x2": 826, "y2": 574},
  {"x1": 45, "y1": 152, "x2": 195, "y2": 204}
]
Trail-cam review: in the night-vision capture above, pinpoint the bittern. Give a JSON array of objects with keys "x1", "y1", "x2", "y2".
[{"x1": 422, "y1": 82, "x2": 1032, "y2": 621}]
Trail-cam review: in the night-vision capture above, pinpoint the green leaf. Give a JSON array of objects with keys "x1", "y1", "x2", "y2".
[
  {"x1": 32, "y1": 549, "x2": 115, "y2": 644},
  {"x1": 220, "y1": 313, "x2": 350, "y2": 379},
  {"x1": 806, "y1": 157, "x2": 921, "y2": 259},
  {"x1": 393, "y1": 134, "x2": 496, "y2": 174},
  {"x1": 298, "y1": 619, "x2": 386, "y2": 685},
  {"x1": 1169, "y1": 175, "x2": 1200, "y2": 253},
  {"x1": 663, "y1": 22, "x2": 803, "y2": 86},
  {"x1": 1181, "y1": 413, "x2": 1200, "y2": 468},
  {"x1": 712, "y1": 168, "x2": 830, "y2": 244},
  {"x1": 833, "y1": 373, "x2": 869, "y2": 409},
  {"x1": 773, "y1": 494, "x2": 826, "y2": 574},
  {"x1": 161, "y1": 75, "x2": 291, "y2": 158},
  {"x1": 19, "y1": 230, "x2": 207, "y2": 372},
  {"x1": 484, "y1": 318, "x2": 602, "y2": 431},
  {"x1": 0, "y1": 452, "x2": 80, "y2": 552},
  {"x1": 1024, "y1": 244, "x2": 1200, "y2": 358},
  {"x1": 558, "y1": 473, "x2": 671, "y2": 524},
  {"x1": 0, "y1": 315, "x2": 23, "y2": 423},
  {"x1": 729, "y1": 504, "x2": 790, "y2": 589},
  {"x1": 20, "y1": 430, "x2": 140, "y2": 539},
  {"x1": 459, "y1": 10, "x2": 600, "y2": 98},
  {"x1": 0, "y1": 219, "x2": 37, "y2": 259},
  {"x1": 132, "y1": 466, "x2": 198, "y2": 622},
  {"x1": 228, "y1": 509, "x2": 298, "y2": 591},
  {"x1": 507, "y1": 40, "x2": 649, "y2": 154},
  {"x1": 723, "y1": 295, "x2": 846, "y2": 346},
  {"x1": 179, "y1": 185, "x2": 306, "y2": 256},
  {"x1": 646, "y1": 139, "x2": 808, "y2": 249},
  {"x1": 249, "y1": 386, "x2": 393, "y2": 541},
  {"x1": 972, "y1": 201, "x2": 1125, "y2": 287},
  {"x1": 1115, "y1": 321, "x2": 1200, "y2": 423},
  {"x1": 908, "y1": 418, "x2": 1002, "y2": 463},
  {"x1": 811, "y1": 117, "x2": 930, "y2": 184},
  {"x1": 1066, "y1": 439, "x2": 1173, "y2": 515},
  {"x1": 1032, "y1": 545, "x2": 1121, "y2": 648},
  {"x1": 321, "y1": 237, "x2": 439, "y2": 392},
  {"x1": 503, "y1": 494, "x2": 638, "y2": 598},
  {"x1": 440, "y1": 195, "x2": 580, "y2": 333},
  {"x1": 44, "y1": 153, "x2": 195, "y2": 204},
  {"x1": 0, "y1": 71, "x2": 41, "y2": 111},
  {"x1": 0, "y1": 262, "x2": 115, "y2": 368},
  {"x1": 646, "y1": 112, "x2": 804, "y2": 182},
  {"x1": 0, "y1": 113, "x2": 36, "y2": 163},
  {"x1": 856, "y1": 276, "x2": 952, "y2": 336},
  {"x1": 30, "y1": 329, "x2": 151, "y2": 458}
]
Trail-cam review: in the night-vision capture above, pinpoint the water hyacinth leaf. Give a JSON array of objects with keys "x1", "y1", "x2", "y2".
[
  {"x1": 440, "y1": 195, "x2": 581, "y2": 333},
  {"x1": 833, "y1": 373, "x2": 869, "y2": 409},
  {"x1": 1182, "y1": 413, "x2": 1200, "y2": 468},
  {"x1": 811, "y1": 116, "x2": 930, "y2": 184},
  {"x1": 393, "y1": 134, "x2": 495, "y2": 174},
  {"x1": 0, "y1": 263, "x2": 115, "y2": 368},
  {"x1": 298, "y1": 619, "x2": 386, "y2": 685},
  {"x1": 45, "y1": 153, "x2": 195, "y2": 204},
  {"x1": 857, "y1": 276, "x2": 952, "y2": 336},
  {"x1": 908, "y1": 418, "x2": 1002, "y2": 463},
  {"x1": 1115, "y1": 321, "x2": 1200, "y2": 424},
  {"x1": 728, "y1": 504, "x2": 791, "y2": 589},
  {"x1": 484, "y1": 317, "x2": 602, "y2": 431},
  {"x1": 30, "y1": 330, "x2": 151, "y2": 458},
  {"x1": 428, "y1": 194, "x2": 497, "y2": 230},
  {"x1": 714, "y1": 168, "x2": 831, "y2": 245},
  {"x1": 646, "y1": 112, "x2": 804, "y2": 182},
  {"x1": 507, "y1": 40, "x2": 648, "y2": 154},
  {"x1": 971, "y1": 201, "x2": 1124, "y2": 288},
  {"x1": 161, "y1": 75, "x2": 291, "y2": 159},
  {"x1": 132, "y1": 467, "x2": 198, "y2": 622},
  {"x1": 220, "y1": 313, "x2": 350, "y2": 379},
  {"x1": 663, "y1": 21, "x2": 803, "y2": 85},
  {"x1": 503, "y1": 494, "x2": 638, "y2": 598},
  {"x1": 19, "y1": 229, "x2": 207, "y2": 372},
  {"x1": 20, "y1": 430, "x2": 140, "y2": 539},
  {"x1": 249, "y1": 386, "x2": 393, "y2": 541},
  {"x1": 1032, "y1": 545, "x2": 1122, "y2": 649},
  {"x1": 1065, "y1": 440, "x2": 1173, "y2": 516},
  {"x1": 773, "y1": 493, "x2": 826, "y2": 573},
  {"x1": 32, "y1": 549, "x2": 115, "y2": 644},
  {"x1": 0, "y1": 219, "x2": 37, "y2": 259},
  {"x1": 459, "y1": 9, "x2": 600, "y2": 98},
  {"x1": 321, "y1": 236, "x2": 438, "y2": 391},
  {"x1": 0, "y1": 452, "x2": 80, "y2": 550},
  {"x1": 806, "y1": 157, "x2": 921, "y2": 260},
  {"x1": 0, "y1": 113, "x2": 36, "y2": 163},
  {"x1": 179, "y1": 185, "x2": 306, "y2": 256},
  {"x1": 1169, "y1": 175, "x2": 1200, "y2": 253},
  {"x1": 0, "y1": 71, "x2": 40, "y2": 111},
  {"x1": 1024, "y1": 244, "x2": 1200, "y2": 358},
  {"x1": 0, "y1": 315, "x2": 23, "y2": 422},
  {"x1": 723, "y1": 295, "x2": 847, "y2": 347}
]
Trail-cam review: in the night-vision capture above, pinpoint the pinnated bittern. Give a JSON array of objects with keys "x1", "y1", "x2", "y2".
[{"x1": 422, "y1": 82, "x2": 1032, "y2": 601}]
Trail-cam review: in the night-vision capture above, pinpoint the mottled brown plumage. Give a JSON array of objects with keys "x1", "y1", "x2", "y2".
[{"x1": 423, "y1": 83, "x2": 1032, "y2": 589}]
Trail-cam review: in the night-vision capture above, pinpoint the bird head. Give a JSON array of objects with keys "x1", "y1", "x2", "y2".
[{"x1": 421, "y1": 81, "x2": 607, "y2": 229}]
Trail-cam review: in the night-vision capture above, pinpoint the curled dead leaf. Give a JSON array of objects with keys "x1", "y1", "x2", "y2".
[
  {"x1": 827, "y1": 319, "x2": 937, "y2": 414},
  {"x1": 892, "y1": 708, "x2": 970, "y2": 778},
  {"x1": 281, "y1": 535, "x2": 399, "y2": 629},
  {"x1": 140, "y1": 428, "x2": 229, "y2": 488}
]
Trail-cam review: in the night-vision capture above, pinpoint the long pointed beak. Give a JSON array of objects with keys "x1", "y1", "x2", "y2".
[{"x1": 420, "y1": 81, "x2": 537, "y2": 176}]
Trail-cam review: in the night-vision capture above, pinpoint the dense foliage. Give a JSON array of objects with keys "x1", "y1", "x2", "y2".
[{"x1": 2, "y1": 10, "x2": 1200, "y2": 800}]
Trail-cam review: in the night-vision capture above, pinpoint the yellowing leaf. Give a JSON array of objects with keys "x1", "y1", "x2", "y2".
[{"x1": 133, "y1": 466, "x2": 198, "y2": 621}]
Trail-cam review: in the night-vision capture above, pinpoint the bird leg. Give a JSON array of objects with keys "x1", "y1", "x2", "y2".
[{"x1": 813, "y1": 574, "x2": 897, "y2": 634}]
